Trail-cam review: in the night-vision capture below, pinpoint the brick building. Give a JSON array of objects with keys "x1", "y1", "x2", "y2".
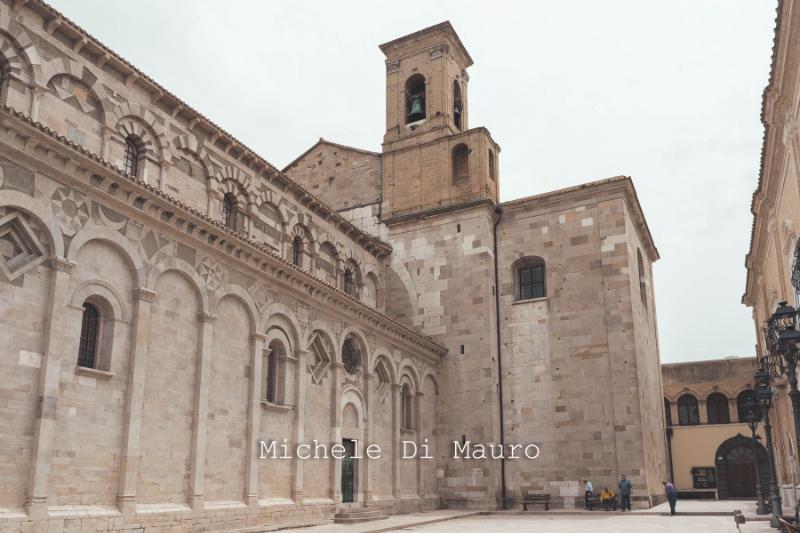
[{"x1": 0, "y1": 3, "x2": 666, "y2": 531}]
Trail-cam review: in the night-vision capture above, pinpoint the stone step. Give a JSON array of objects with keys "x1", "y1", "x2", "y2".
[{"x1": 334, "y1": 508, "x2": 388, "y2": 524}]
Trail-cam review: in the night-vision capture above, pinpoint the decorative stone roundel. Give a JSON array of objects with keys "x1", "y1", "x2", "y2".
[{"x1": 342, "y1": 337, "x2": 361, "y2": 375}]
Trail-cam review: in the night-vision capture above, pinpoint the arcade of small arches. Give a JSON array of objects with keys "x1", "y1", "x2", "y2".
[
  {"x1": 664, "y1": 389, "x2": 757, "y2": 426},
  {"x1": 0, "y1": 22, "x2": 384, "y2": 309}
]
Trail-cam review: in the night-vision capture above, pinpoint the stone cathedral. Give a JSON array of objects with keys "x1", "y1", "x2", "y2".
[{"x1": 0, "y1": 2, "x2": 667, "y2": 531}]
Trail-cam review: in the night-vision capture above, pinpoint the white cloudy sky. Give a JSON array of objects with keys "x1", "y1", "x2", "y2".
[{"x1": 48, "y1": 0, "x2": 778, "y2": 363}]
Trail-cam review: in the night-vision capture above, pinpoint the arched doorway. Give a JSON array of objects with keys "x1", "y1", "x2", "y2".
[{"x1": 715, "y1": 434, "x2": 769, "y2": 499}]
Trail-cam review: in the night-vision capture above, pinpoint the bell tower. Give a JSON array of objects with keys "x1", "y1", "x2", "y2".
[{"x1": 379, "y1": 22, "x2": 500, "y2": 220}]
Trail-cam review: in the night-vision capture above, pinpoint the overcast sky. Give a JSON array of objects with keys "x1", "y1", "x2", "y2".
[{"x1": 47, "y1": 0, "x2": 778, "y2": 363}]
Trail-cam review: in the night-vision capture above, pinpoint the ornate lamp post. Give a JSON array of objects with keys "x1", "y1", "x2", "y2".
[
  {"x1": 744, "y1": 394, "x2": 769, "y2": 515},
  {"x1": 755, "y1": 366, "x2": 783, "y2": 528},
  {"x1": 764, "y1": 301, "x2": 800, "y2": 454}
]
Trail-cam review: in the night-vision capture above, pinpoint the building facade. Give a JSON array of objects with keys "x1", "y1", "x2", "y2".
[
  {"x1": 662, "y1": 357, "x2": 769, "y2": 500},
  {"x1": 743, "y1": 0, "x2": 800, "y2": 506},
  {"x1": 0, "y1": 2, "x2": 665, "y2": 532}
]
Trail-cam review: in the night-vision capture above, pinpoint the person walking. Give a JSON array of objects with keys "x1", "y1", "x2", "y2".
[
  {"x1": 583, "y1": 479, "x2": 594, "y2": 511},
  {"x1": 618, "y1": 474, "x2": 632, "y2": 512},
  {"x1": 663, "y1": 481, "x2": 678, "y2": 515}
]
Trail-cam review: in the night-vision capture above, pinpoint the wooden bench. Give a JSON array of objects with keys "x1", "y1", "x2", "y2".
[{"x1": 521, "y1": 493, "x2": 551, "y2": 511}]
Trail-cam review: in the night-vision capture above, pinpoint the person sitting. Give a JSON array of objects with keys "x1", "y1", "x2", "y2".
[{"x1": 599, "y1": 487, "x2": 616, "y2": 511}]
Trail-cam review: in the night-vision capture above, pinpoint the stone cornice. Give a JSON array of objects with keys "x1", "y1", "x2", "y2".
[
  {"x1": 19, "y1": 0, "x2": 392, "y2": 259},
  {"x1": 0, "y1": 106, "x2": 447, "y2": 361},
  {"x1": 744, "y1": 0, "x2": 793, "y2": 305}
]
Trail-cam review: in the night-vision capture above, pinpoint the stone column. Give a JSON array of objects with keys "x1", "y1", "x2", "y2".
[
  {"x1": 245, "y1": 332, "x2": 266, "y2": 509},
  {"x1": 158, "y1": 159, "x2": 169, "y2": 190},
  {"x1": 291, "y1": 349, "x2": 309, "y2": 504},
  {"x1": 330, "y1": 361, "x2": 343, "y2": 503},
  {"x1": 25, "y1": 257, "x2": 74, "y2": 520},
  {"x1": 391, "y1": 383, "x2": 401, "y2": 500},
  {"x1": 415, "y1": 390, "x2": 424, "y2": 498},
  {"x1": 362, "y1": 371, "x2": 372, "y2": 506},
  {"x1": 117, "y1": 287, "x2": 157, "y2": 514},
  {"x1": 100, "y1": 125, "x2": 114, "y2": 161},
  {"x1": 189, "y1": 310, "x2": 216, "y2": 509},
  {"x1": 29, "y1": 84, "x2": 46, "y2": 122}
]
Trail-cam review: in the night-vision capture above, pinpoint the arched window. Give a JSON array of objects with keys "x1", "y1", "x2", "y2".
[
  {"x1": 292, "y1": 235, "x2": 303, "y2": 267},
  {"x1": 343, "y1": 269, "x2": 356, "y2": 296},
  {"x1": 452, "y1": 143, "x2": 469, "y2": 184},
  {"x1": 488, "y1": 149, "x2": 496, "y2": 181},
  {"x1": 78, "y1": 302, "x2": 100, "y2": 368},
  {"x1": 222, "y1": 193, "x2": 238, "y2": 229},
  {"x1": 453, "y1": 80, "x2": 462, "y2": 130},
  {"x1": 123, "y1": 136, "x2": 141, "y2": 177},
  {"x1": 707, "y1": 393, "x2": 731, "y2": 425},
  {"x1": 265, "y1": 349, "x2": 278, "y2": 403},
  {"x1": 402, "y1": 382, "x2": 414, "y2": 430},
  {"x1": 342, "y1": 337, "x2": 362, "y2": 375},
  {"x1": 515, "y1": 257, "x2": 546, "y2": 300},
  {"x1": 405, "y1": 74, "x2": 426, "y2": 123},
  {"x1": 264, "y1": 337, "x2": 287, "y2": 405},
  {"x1": 677, "y1": 394, "x2": 700, "y2": 426},
  {"x1": 664, "y1": 397, "x2": 672, "y2": 427},
  {"x1": 737, "y1": 390, "x2": 756, "y2": 422},
  {"x1": 637, "y1": 248, "x2": 647, "y2": 308}
]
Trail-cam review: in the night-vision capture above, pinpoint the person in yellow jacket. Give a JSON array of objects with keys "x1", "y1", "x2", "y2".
[{"x1": 599, "y1": 487, "x2": 617, "y2": 511}]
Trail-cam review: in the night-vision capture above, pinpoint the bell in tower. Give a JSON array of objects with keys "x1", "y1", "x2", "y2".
[{"x1": 405, "y1": 74, "x2": 426, "y2": 123}]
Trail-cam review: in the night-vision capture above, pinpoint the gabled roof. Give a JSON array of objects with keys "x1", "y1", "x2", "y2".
[{"x1": 282, "y1": 138, "x2": 380, "y2": 173}]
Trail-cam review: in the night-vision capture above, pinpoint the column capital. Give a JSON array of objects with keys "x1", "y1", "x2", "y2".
[
  {"x1": 51, "y1": 257, "x2": 75, "y2": 273},
  {"x1": 251, "y1": 332, "x2": 267, "y2": 343},
  {"x1": 197, "y1": 310, "x2": 217, "y2": 323},
  {"x1": 133, "y1": 287, "x2": 157, "y2": 302},
  {"x1": 391, "y1": 383, "x2": 402, "y2": 391},
  {"x1": 415, "y1": 391, "x2": 424, "y2": 398}
]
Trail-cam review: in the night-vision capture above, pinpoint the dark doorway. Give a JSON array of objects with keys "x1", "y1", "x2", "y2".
[
  {"x1": 341, "y1": 439, "x2": 356, "y2": 503},
  {"x1": 715, "y1": 434, "x2": 769, "y2": 499}
]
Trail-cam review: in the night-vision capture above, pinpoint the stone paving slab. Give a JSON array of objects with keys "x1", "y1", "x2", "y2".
[
  {"x1": 278, "y1": 510, "x2": 480, "y2": 533},
  {"x1": 382, "y1": 514, "x2": 739, "y2": 532}
]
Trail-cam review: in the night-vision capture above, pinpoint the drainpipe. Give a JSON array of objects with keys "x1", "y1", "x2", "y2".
[{"x1": 492, "y1": 205, "x2": 507, "y2": 509}]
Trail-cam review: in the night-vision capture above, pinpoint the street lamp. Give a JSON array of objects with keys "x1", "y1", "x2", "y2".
[
  {"x1": 744, "y1": 394, "x2": 769, "y2": 515},
  {"x1": 755, "y1": 366, "x2": 783, "y2": 528},
  {"x1": 764, "y1": 301, "x2": 800, "y2": 453}
]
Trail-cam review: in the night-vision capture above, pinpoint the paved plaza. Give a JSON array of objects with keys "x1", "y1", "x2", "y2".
[{"x1": 280, "y1": 512, "x2": 742, "y2": 533}]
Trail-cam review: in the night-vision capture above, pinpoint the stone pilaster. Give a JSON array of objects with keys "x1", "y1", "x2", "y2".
[
  {"x1": 189, "y1": 310, "x2": 216, "y2": 509},
  {"x1": 25, "y1": 257, "x2": 74, "y2": 520},
  {"x1": 330, "y1": 361, "x2": 343, "y2": 503},
  {"x1": 362, "y1": 371, "x2": 373, "y2": 505},
  {"x1": 245, "y1": 332, "x2": 266, "y2": 509},
  {"x1": 291, "y1": 348, "x2": 309, "y2": 503},
  {"x1": 117, "y1": 287, "x2": 157, "y2": 514},
  {"x1": 415, "y1": 390, "x2": 423, "y2": 497},
  {"x1": 391, "y1": 383, "x2": 401, "y2": 500}
]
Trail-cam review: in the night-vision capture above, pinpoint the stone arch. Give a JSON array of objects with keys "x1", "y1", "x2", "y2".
[
  {"x1": 70, "y1": 279, "x2": 128, "y2": 322},
  {"x1": 146, "y1": 256, "x2": 209, "y2": 312},
  {"x1": 41, "y1": 57, "x2": 113, "y2": 120},
  {"x1": 388, "y1": 257, "x2": 420, "y2": 323},
  {"x1": 171, "y1": 135, "x2": 215, "y2": 177},
  {"x1": 0, "y1": 190, "x2": 64, "y2": 256},
  {"x1": 111, "y1": 102, "x2": 169, "y2": 154},
  {"x1": 114, "y1": 115, "x2": 164, "y2": 162},
  {"x1": 210, "y1": 283, "x2": 259, "y2": 333},
  {"x1": 0, "y1": 29, "x2": 32, "y2": 108},
  {"x1": 263, "y1": 303, "x2": 302, "y2": 351},
  {"x1": 340, "y1": 326, "x2": 369, "y2": 375},
  {"x1": 341, "y1": 385, "x2": 368, "y2": 426},
  {"x1": 371, "y1": 349, "x2": 397, "y2": 384},
  {"x1": 715, "y1": 434, "x2": 769, "y2": 500},
  {"x1": 67, "y1": 227, "x2": 145, "y2": 287},
  {"x1": 211, "y1": 166, "x2": 261, "y2": 205},
  {"x1": 700, "y1": 388, "x2": 733, "y2": 402},
  {"x1": 422, "y1": 373, "x2": 439, "y2": 396},
  {"x1": 398, "y1": 360, "x2": 420, "y2": 392}
]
